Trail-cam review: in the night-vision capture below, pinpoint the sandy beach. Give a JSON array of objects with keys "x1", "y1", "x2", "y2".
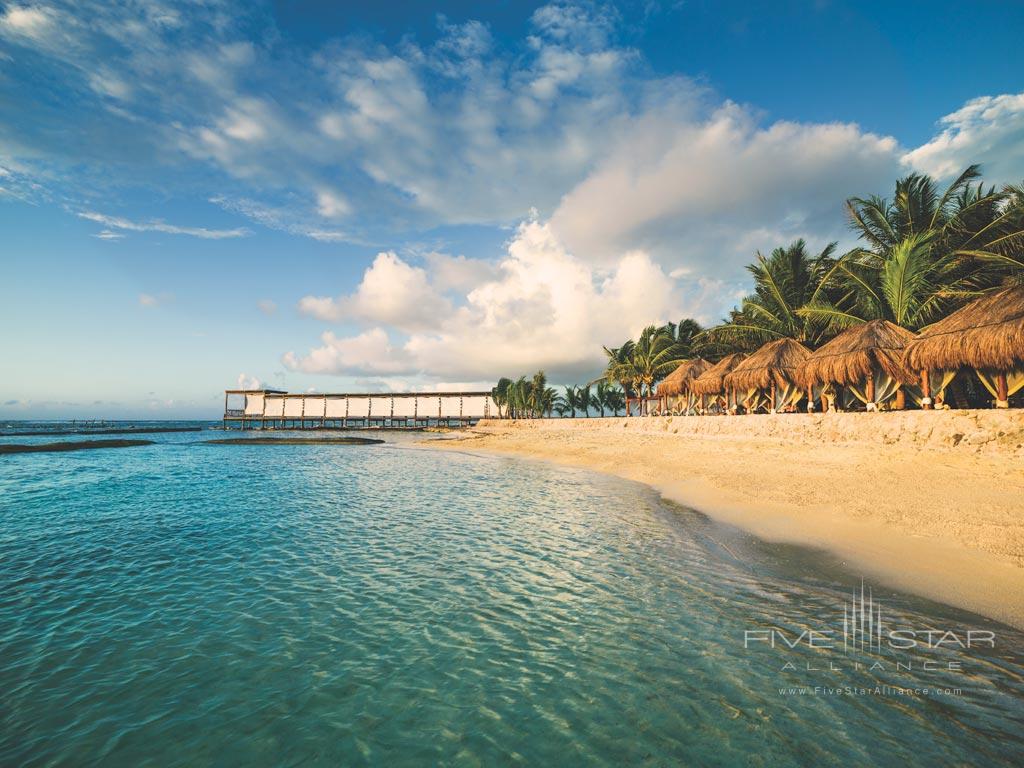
[{"x1": 433, "y1": 410, "x2": 1024, "y2": 628}]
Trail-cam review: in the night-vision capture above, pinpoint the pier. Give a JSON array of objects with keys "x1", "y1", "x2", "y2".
[{"x1": 223, "y1": 389, "x2": 497, "y2": 430}]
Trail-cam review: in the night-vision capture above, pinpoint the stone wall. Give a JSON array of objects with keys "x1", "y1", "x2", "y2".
[{"x1": 477, "y1": 409, "x2": 1024, "y2": 456}]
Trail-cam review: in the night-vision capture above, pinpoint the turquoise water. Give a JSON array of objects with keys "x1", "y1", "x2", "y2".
[{"x1": 1, "y1": 426, "x2": 1023, "y2": 766}]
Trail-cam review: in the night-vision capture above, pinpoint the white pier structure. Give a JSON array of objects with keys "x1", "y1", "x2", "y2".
[{"x1": 223, "y1": 389, "x2": 496, "y2": 430}]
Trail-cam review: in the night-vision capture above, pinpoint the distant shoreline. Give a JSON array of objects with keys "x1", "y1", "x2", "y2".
[
  {"x1": 0, "y1": 439, "x2": 155, "y2": 454},
  {"x1": 431, "y1": 411, "x2": 1024, "y2": 628},
  {"x1": 0, "y1": 427, "x2": 202, "y2": 437}
]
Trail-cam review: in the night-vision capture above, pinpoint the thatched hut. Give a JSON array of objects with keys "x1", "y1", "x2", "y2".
[
  {"x1": 657, "y1": 359, "x2": 710, "y2": 397},
  {"x1": 903, "y1": 284, "x2": 1024, "y2": 408},
  {"x1": 690, "y1": 353, "x2": 746, "y2": 413},
  {"x1": 724, "y1": 339, "x2": 811, "y2": 413},
  {"x1": 798, "y1": 320, "x2": 917, "y2": 411},
  {"x1": 656, "y1": 358, "x2": 710, "y2": 415}
]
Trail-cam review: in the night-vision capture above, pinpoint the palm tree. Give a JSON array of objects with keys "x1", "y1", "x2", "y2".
[
  {"x1": 529, "y1": 371, "x2": 548, "y2": 418},
  {"x1": 507, "y1": 376, "x2": 529, "y2": 419},
  {"x1": 704, "y1": 239, "x2": 838, "y2": 351},
  {"x1": 491, "y1": 377, "x2": 512, "y2": 418},
  {"x1": 540, "y1": 386, "x2": 558, "y2": 417},
  {"x1": 662, "y1": 318, "x2": 704, "y2": 357},
  {"x1": 604, "y1": 325, "x2": 688, "y2": 411},
  {"x1": 599, "y1": 340, "x2": 638, "y2": 397},
  {"x1": 593, "y1": 381, "x2": 613, "y2": 417},
  {"x1": 604, "y1": 386, "x2": 626, "y2": 415},
  {"x1": 576, "y1": 384, "x2": 592, "y2": 417},
  {"x1": 560, "y1": 385, "x2": 578, "y2": 417},
  {"x1": 971, "y1": 183, "x2": 1024, "y2": 279},
  {"x1": 800, "y1": 166, "x2": 1024, "y2": 333}
]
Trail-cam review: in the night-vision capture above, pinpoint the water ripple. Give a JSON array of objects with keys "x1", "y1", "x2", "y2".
[{"x1": 1, "y1": 431, "x2": 1022, "y2": 766}]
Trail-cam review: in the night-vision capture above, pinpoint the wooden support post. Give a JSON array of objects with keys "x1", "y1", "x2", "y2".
[
  {"x1": 920, "y1": 370, "x2": 932, "y2": 410},
  {"x1": 769, "y1": 380, "x2": 776, "y2": 412},
  {"x1": 996, "y1": 372, "x2": 1009, "y2": 407},
  {"x1": 865, "y1": 375, "x2": 875, "y2": 409},
  {"x1": 894, "y1": 388, "x2": 905, "y2": 410}
]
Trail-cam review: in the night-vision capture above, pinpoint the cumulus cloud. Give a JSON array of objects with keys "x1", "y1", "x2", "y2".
[
  {"x1": 5, "y1": 2, "x2": 1024, "y2": 392},
  {"x1": 79, "y1": 211, "x2": 249, "y2": 239},
  {"x1": 902, "y1": 92, "x2": 1024, "y2": 183},
  {"x1": 236, "y1": 372, "x2": 263, "y2": 390},
  {"x1": 298, "y1": 251, "x2": 452, "y2": 332},
  {"x1": 285, "y1": 219, "x2": 713, "y2": 382},
  {"x1": 283, "y1": 328, "x2": 414, "y2": 376},
  {"x1": 423, "y1": 252, "x2": 501, "y2": 293}
]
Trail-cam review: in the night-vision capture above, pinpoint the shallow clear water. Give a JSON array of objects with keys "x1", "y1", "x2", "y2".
[{"x1": 1, "y1": 426, "x2": 1022, "y2": 766}]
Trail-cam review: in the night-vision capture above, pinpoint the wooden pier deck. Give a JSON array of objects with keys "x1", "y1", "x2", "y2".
[{"x1": 223, "y1": 389, "x2": 497, "y2": 430}]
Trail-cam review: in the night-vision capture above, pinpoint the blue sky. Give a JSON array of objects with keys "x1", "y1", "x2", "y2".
[{"x1": 2, "y1": 0, "x2": 1023, "y2": 418}]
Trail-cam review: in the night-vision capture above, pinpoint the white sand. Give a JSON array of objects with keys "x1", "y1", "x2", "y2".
[{"x1": 431, "y1": 410, "x2": 1024, "y2": 628}]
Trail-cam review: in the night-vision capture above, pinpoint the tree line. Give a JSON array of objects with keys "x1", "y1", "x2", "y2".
[
  {"x1": 490, "y1": 373, "x2": 626, "y2": 418},
  {"x1": 602, "y1": 165, "x2": 1024, "y2": 399},
  {"x1": 493, "y1": 165, "x2": 1023, "y2": 416}
]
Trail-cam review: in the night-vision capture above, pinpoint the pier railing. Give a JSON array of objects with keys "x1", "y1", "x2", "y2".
[{"x1": 222, "y1": 389, "x2": 497, "y2": 430}]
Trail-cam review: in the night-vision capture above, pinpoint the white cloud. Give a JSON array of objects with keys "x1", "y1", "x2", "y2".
[
  {"x1": 549, "y1": 102, "x2": 900, "y2": 271},
  {"x1": 315, "y1": 187, "x2": 350, "y2": 218},
  {"x1": 139, "y1": 293, "x2": 159, "y2": 307},
  {"x1": 298, "y1": 251, "x2": 452, "y2": 332},
  {"x1": 89, "y1": 70, "x2": 131, "y2": 99},
  {"x1": 529, "y1": 2, "x2": 618, "y2": 50},
  {"x1": 257, "y1": 299, "x2": 276, "y2": 315},
  {"x1": 285, "y1": 219, "x2": 711, "y2": 382},
  {"x1": 0, "y1": 5, "x2": 57, "y2": 42},
  {"x1": 209, "y1": 195, "x2": 349, "y2": 242},
  {"x1": 423, "y1": 252, "x2": 500, "y2": 293},
  {"x1": 902, "y1": 92, "x2": 1024, "y2": 183},
  {"x1": 236, "y1": 372, "x2": 263, "y2": 390},
  {"x1": 6, "y1": 2, "x2": 1024, "y2": 396},
  {"x1": 283, "y1": 328, "x2": 414, "y2": 376},
  {"x1": 93, "y1": 229, "x2": 123, "y2": 240},
  {"x1": 79, "y1": 211, "x2": 249, "y2": 239}
]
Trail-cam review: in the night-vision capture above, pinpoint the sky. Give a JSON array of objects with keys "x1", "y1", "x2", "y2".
[{"x1": 1, "y1": 0, "x2": 1023, "y2": 418}]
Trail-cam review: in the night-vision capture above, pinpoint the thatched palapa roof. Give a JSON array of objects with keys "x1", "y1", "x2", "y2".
[
  {"x1": 690, "y1": 353, "x2": 746, "y2": 395},
  {"x1": 799, "y1": 319, "x2": 917, "y2": 387},
  {"x1": 657, "y1": 358, "x2": 711, "y2": 396},
  {"x1": 903, "y1": 284, "x2": 1024, "y2": 373},
  {"x1": 724, "y1": 338, "x2": 811, "y2": 391}
]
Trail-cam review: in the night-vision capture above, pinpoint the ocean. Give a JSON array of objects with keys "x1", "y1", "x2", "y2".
[{"x1": 1, "y1": 423, "x2": 1022, "y2": 766}]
